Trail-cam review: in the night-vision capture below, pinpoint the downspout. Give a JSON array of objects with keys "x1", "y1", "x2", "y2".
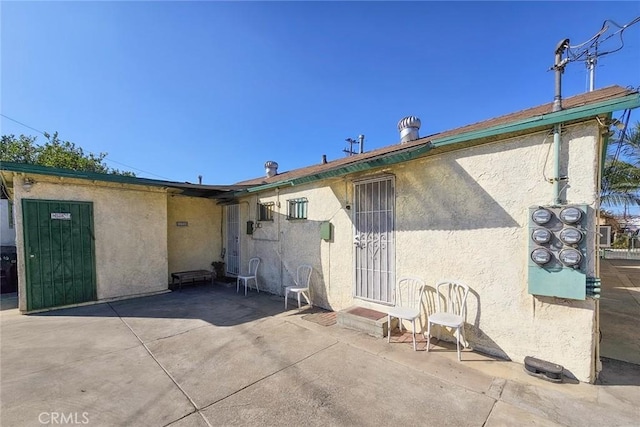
[{"x1": 552, "y1": 39, "x2": 570, "y2": 205}]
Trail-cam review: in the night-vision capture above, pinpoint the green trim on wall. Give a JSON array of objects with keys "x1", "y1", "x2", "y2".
[
  {"x1": 0, "y1": 161, "x2": 171, "y2": 187},
  {"x1": 243, "y1": 92, "x2": 640, "y2": 195},
  {"x1": 243, "y1": 144, "x2": 433, "y2": 194},
  {"x1": 4, "y1": 92, "x2": 638, "y2": 199},
  {"x1": 0, "y1": 161, "x2": 248, "y2": 197},
  {"x1": 431, "y1": 93, "x2": 640, "y2": 148}
]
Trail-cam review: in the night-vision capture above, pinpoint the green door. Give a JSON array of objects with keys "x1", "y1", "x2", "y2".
[{"x1": 22, "y1": 200, "x2": 96, "y2": 311}]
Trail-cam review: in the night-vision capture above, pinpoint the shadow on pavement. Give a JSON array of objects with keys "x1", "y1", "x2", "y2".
[
  {"x1": 597, "y1": 357, "x2": 640, "y2": 386},
  {"x1": 18, "y1": 284, "x2": 289, "y2": 328}
]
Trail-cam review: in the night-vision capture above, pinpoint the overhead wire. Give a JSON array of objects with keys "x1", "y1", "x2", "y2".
[
  {"x1": 1, "y1": 114, "x2": 48, "y2": 136},
  {"x1": 601, "y1": 109, "x2": 633, "y2": 209},
  {"x1": 593, "y1": 17, "x2": 640, "y2": 57},
  {"x1": 566, "y1": 16, "x2": 640, "y2": 63},
  {"x1": 610, "y1": 109, "x2": 632, "y2": 165},
  {"x1": 1, "y1": 113, "x2": 174, "y2": 180}
]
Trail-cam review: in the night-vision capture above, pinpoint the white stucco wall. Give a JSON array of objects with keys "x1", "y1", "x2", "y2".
[
  {"x1": 237, "y1": 121, "x2": 601, "y2": 382},
  {"x1": 12, "y1": 176, "x2": 169, "y2": 310},
  {"x1": 167, "y1": 194, "x2": 222, "y2": 280},
  {"x1": 393, "y1": 123, "x2": 599, "y2": 382},
  {"x1": 238, "y1": 184, "x2": 353, "y2": 307}
]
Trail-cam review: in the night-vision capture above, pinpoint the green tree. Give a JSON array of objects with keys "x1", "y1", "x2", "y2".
[
  {"x1": 0, "y1": 132, "x2": 134, "y2": 176},
  {"x1": 601, "y1": 121, "x2": 640, "y2": 214}
]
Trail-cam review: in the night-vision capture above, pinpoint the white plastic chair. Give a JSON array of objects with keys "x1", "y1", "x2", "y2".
[
  {"x1": 387, "y1": 276, "x2": 425, "y2": 351},
  {"x1": 236, "y1": 258, "x2": 260, "y2": 296},
  {"x1": 426, "y1": 280, "x2": 470, "y2": 361},
  {"x1": 284, "y1": 265, "x2": 313, "y2": 310}
]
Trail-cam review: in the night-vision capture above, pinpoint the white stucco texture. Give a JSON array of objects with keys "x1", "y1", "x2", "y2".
[
  {"x1": 237, "y1": 122, "x2": 601, "y2": 382},
  {"x1": 167, "y1": 195, "x2": 221, "y2": 279},
  {"x1": 13, "y1": 177, "x2": 169, "y2": 307}
]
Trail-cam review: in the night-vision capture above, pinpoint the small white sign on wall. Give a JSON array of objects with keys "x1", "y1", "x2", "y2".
[{"x1": 51, "y1": 213, "x2": 72, "y2": 220}]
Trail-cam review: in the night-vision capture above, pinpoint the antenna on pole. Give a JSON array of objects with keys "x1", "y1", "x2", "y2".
[
  {"x1": 586, "y1": 54, "x2": 597, "y2": 92},
  {"x1": 343, "y1": 135, "x2": 365, "y2": 156},
  {"x1": 563, "y1": 16, "x2": 640, "y2": 92}
]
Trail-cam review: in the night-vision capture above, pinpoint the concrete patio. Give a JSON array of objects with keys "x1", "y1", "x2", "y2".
[{"x1": 1, "y1": 283, "x2": 639, "y2": 427}]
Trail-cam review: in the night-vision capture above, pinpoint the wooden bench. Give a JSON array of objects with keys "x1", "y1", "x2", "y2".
[{"x1": 171, "y1": 270, "x2": 214, "y2": 291}]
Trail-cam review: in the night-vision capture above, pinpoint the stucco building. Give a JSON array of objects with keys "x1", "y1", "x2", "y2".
[{"x1": 1, "y1": 85, "x2": 638, "y2": 383}]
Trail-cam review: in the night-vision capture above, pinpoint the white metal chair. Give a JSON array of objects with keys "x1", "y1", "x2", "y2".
[
  {"x1": 426, "y1": 280, "x2": 470, "y2": 361},
  {"x1": 236, "y1": 257, "x2": 260, "y2": 296},
  {"x1": 387, "y1": 276, "x2": 425, "y2": 351},
  {"x1": 284, "y1": 265, "x2": 313, "y2": 310}
]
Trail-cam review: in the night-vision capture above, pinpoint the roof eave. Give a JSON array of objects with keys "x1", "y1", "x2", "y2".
[
  {"x1": 243, "y1": 143, "x2": 433, "y2": 194},
  {"x1": 431, "y1": 92, "x2": 640, "y2": 148},
  {"x1": 0, "y1": 161, "x2": 250, "y2": 197},
  {"x1": 242, "y1": 91, "x2": 640, "y2": 195}
]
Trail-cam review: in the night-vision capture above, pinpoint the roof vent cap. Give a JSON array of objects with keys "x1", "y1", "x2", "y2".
[
  {"x1": 265, "y1": 161, "x2": 278, "y2": 178},
  {"x1": 397, "y1": 116, "x2": 421, "y2": 143}
]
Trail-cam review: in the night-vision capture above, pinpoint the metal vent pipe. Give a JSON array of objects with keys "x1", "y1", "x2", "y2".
[
  {"x1": 398, "y1": 116, "x2": 421, "y2": 143},
  {"x1": 265, "y1": 161, "x2": 278, "y2": 178}
]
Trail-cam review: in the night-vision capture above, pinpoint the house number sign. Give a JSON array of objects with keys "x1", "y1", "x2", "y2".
[{"x1": 51, "y1": 213, "x2": 72, "y2": 220}]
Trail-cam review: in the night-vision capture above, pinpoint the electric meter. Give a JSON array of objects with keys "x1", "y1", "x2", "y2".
[
  {"x1": 531, "y1": 248, "x2": 552, "y2": 265},
  {"x1": 559, "y1": 206, "x2": 582, "y2": 224},
  {"x1": 559, "y1": 227, "x2": 583, "y2": 245},
  {"x1": 532, "y1": 208, "x2": 552, "y2": 225},
  {"x1": 559, "y1": 248, "x2": 582, "y2": 266},
  {"x1": 531, "y1": 228, "x2": 552, "y2": 244}
]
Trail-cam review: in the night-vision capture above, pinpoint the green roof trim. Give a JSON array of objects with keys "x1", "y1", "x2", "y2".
[
  {"x1": 0, "y1": 161, "x2": 247, "y2": 197},
  {"x1": 0, "y1": 161, "x2": 173, "y2": 187},
  {"x1": 242, "y1": 91, "x2": 640, "y2": 195},
  {"x1": 431, "y1": 92, "x2": 640, "y2": 148},
  {"x1": 243, "y1": 143, "x2": 433, "y2": 194}
]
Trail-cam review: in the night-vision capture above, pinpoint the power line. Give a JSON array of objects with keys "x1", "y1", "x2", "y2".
[
  {"x1": 564, "y1": 16, "x2": 640, "y2": 91},
  {"x1": 1, "y1": 113, "x2": 47, "y2": 136},
  {"x1": 101, "y1": 157, "x2": 173, "y2": 180},
  {"x1": 1, "y1": 113, "x2": 173, "y2": 180}
]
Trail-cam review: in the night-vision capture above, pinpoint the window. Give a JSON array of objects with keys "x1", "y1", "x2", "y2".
[
  {"x1": 287, "y1": 198, "x2": 308, "y2": 220},
  {"x1": 258, "y1": 202, "x2": 274, "y2": 221}
]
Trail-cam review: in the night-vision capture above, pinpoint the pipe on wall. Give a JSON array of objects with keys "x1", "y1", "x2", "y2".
[{"x1": 552, "y1": 39, "x2": 570, "y2": 205}]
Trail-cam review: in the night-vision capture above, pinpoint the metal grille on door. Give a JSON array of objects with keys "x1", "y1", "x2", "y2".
[
  {"x1": 353, "y1": 177, "x2": 395, "y2": 303},
  {"x1": 226, "y1": 204, "x2": 240, "y2": 275}
]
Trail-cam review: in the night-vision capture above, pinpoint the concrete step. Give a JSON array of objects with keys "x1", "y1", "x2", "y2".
[{"x1": 337, "y1": 306, "x2": 396, "y2": 338}]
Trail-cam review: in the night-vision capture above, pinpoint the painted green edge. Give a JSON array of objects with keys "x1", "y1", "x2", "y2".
[
  {"x1": 242, "y1": 92, "x2": 640, "y2": 195},
  {"x1": 431, "y1": 93, "x2": 640, "y2": 148},
  {"x1": 0, "y1": 161, "x2": 182, "y2": 187},
  {"x1": 0, "y1": 161, "x2": 246, "y2": 193},
  {"x1": 243, "y1": 144, "x2": 433, "y2": 194},
  {"x1": 5, "y1": 92, "x2": 637, "y2": 198}
]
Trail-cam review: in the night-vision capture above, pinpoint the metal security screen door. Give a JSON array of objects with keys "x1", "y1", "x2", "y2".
[
  {"x1": 353, "y1": 176, "x2": 395, "y2": 303},
  {"x1": 226, "y1": 204, "x2": 240, "y2": 275}
]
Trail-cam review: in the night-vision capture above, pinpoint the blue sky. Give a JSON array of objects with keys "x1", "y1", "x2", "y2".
[{"x1": 2, "y1": 2, "x2": 639, "y2": 193}]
